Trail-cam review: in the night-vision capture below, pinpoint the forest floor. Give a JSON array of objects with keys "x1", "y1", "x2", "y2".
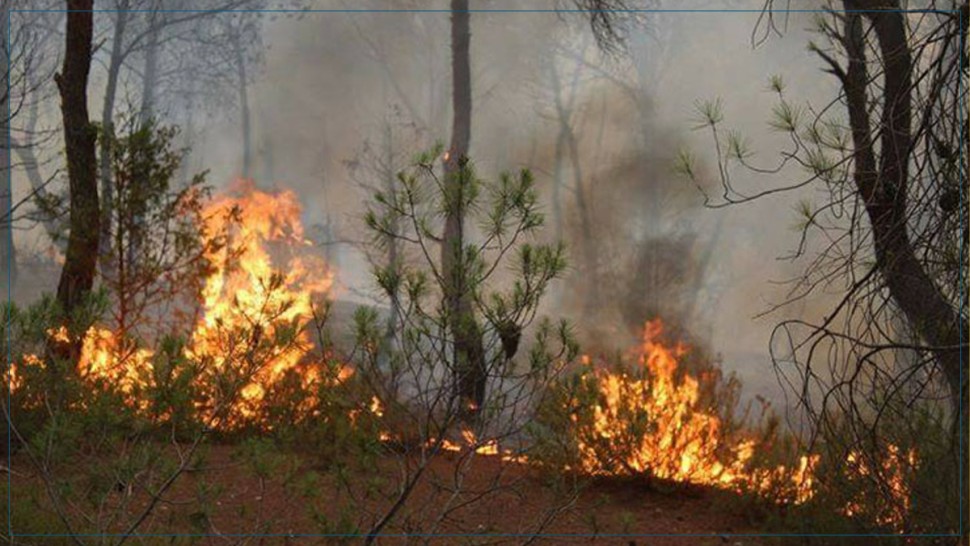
[{"x1": 5, "y1": 444, "x2": 770, "y2": 546}]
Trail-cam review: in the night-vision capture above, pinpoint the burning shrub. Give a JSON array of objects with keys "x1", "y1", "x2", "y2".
[
  {"x1": 534, "y1": 320, "x2": 752, "y2": 483},
  {"x1": 769, "y1": 406, "x2": 954, "y2": 537},
  {"x1": 530, "y1": 318, "x2": 820, "y2": 505}
]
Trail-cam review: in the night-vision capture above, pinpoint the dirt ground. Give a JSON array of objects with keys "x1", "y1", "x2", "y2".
[{"x1": 6, "y1": 444, "x2": 773, "y2": 545}]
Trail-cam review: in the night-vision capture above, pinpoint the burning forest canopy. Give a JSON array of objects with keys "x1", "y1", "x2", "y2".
[{"x1": 2, "y1": 1, "x2": 965, "y2": 543}]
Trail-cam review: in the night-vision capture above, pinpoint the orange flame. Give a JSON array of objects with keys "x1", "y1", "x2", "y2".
[
  {"x1": 186, "y1": 180, "x2": 335, "y2": 427},
  {"x1": 572, "y1": 319, "x2": 764, "y2": 487},
  {"x1": 567, "y1": 318, "x2": 915, "y2": 527},
  {"x1": 9, "y1": 181, "x2": 344, "y2": 430}
]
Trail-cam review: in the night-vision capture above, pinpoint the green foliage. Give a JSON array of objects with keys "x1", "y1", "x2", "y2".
[
  {"x1": 692, "y1": 98, "x2": 724, "y2": 129},
  {"x1": 359, "y1": 150, "x2": 575, "y2": 425},
  {"x1": 99, "y1": 115, "x2": 216, "y2": 339}
]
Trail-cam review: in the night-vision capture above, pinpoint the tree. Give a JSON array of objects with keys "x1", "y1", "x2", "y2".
[
  {"x1": 1, "y1": 2, "x2": 64, "y2": 294},
  {"x1": 54, "y1": 0, "x2": 99, "y2": 335},
  {"x1": 441, "y1": 0, "x2": 484, "y2": 421},
  {"x1": 682, "y1": 0, "x2": 967, "y2": 537},
  {"x1": 442, "y1": 0, "x2": 636, "y2": 420},
  {"x1": 95, "y1": 0, "x2": 266, "y2": 274},
  {"x1": 357, "y1": 148, "x2": 576, "y2": 541},
  {"x1": 99, "y1": 117, "x2": 212, "y2": 340},
  {"x1": 1, "y1": 1, "x2": 14, "y2": 292}
]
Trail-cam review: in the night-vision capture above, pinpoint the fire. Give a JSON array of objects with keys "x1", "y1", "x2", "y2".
[
  {"x1": 564, "y1": 318, "x2": 916, "y2": 527},
  {"x1": 186, "y1": 180, "x2": 335, "y2": 427},
  {"x1": 842, "y1": 444, "x2": 916, "y2": 530},
  {"x1": 571, "y1": 319, "x2": 766, "y2": 488},
  {"x1": 77, "y1": 327, "x2": 154, "y2": 408},
  {"x1": 434, "y1": 428, "x2": 521, "y2": 461},
  {"x1": 8, "y1": 181, "x2": 343, "y2": 430}
]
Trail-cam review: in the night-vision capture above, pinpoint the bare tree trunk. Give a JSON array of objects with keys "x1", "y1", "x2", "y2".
[
  {"x1": 259, "y1": 106, "x2": 272, "y2": 184},
  {"x1": 1, "y1": 6, "x2": 15, "y2": 296},
  {"x1": 125, "y1": 5, "x2": 160, "y2": 274},
  {"x1": 14, "y1": 86, "x2": 63, "y2": 248},
  {"x1": 442, "y1": 0, "x2": 486, "y2": 421},
  {"x1": 98, "y1": 3, "x2": 128, "y2": 276},
  {"x1": 843, "y1": 0, "x2": 966, "y2": 421},
  {"x1": 180, "y1": 92, "x2": 196, "y2": 186},
  {"x1": 138, "y1": 8, "x2": 160, "y2": 127},
  {"x1": 384, "y1": 118, "x2": 400, "y2": 338},
  {"x1": 231, "y1": 29, "x2": 252, "y2": 179},
  {"x1": 841, "y1": 3, "x2": 966, "y2": 539},
  {"x1": 549, "y1": 50, "x2": 597, "y2": 315},
  {"x1": 54, "y1": 0, "x2": 99, "y2": 348}
]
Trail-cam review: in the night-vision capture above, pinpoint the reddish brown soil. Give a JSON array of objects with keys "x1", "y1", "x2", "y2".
[{"x1": 9, "y1": 444, "x2": 769, "y2": 545}]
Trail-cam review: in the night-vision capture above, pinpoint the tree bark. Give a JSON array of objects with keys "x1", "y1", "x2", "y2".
[
  {"x1": 841, "y1": 2, "x2": 966, "y2": 538},
  {"x1": 442, "y1": 0, "x2": 486, "y2": 421},
  {"x1": 98, "y1": 3, "x2": 128, "y2": 276},
  {"x1": 55, "y1": 0, "x2": 99, "y2": 340},
  {"x1": 842, "y1": 0, "x2": 966, "y2": 421},
  {"x1": 138, "y1": 7, "x2": 160, "y2": 127},
  {"x1": 14, "y1": 86, "x2": 64, "y2": 249},
  {"x1": 232, "y1": 29, "x2": 252, "y2": 179},
  {"x1": 549, "y1": 47, "x2": 597, "y2": 315},
  {"x1": 1, "y1": 4, "x2": 15, "y2": 296}
]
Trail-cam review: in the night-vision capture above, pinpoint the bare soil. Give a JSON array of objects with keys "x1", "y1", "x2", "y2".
[{"x1": 7, "y1": 444, "x2": 770, "y2": 545}]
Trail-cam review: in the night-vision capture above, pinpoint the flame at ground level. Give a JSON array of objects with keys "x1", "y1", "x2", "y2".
[
  {"x1": 11, "y1": 181, "x2": 345, "y2": 430},
  {"x1": 562, "y1": 319, "x2": 914, "y2": 529}
]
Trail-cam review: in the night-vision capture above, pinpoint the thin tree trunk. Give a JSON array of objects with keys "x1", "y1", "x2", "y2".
[
  {"x1": 138, "y1": 9, "x2": 159, "y2": 127},
  {"x1": 14, "y1": 88, "x2": 63, "y2": 248},
  {"x1": 442, "y1": 0, "x2": 486, "y2": 421},
  {"x1": 98, "y1": 3, "x2": 128, "y2": 276},
  {"x1": 259, "y1": 106, "x2": 272, "y2": 184},
  {"x1": 127, "y1": 5, "x2": 160, "y2": 273},
  {"x1": 179, "y1": 93, "x2": 196, "y2": 186},
  {"x1": 54, "y1": 0, "x2": 99, "y2": 349},
  {"x1": 550, "y1": 50, "x2": 597, "y2": 314},
  {"x1": 1, "y1": 7, "x2": 15, "y2": 296},
  {"x1": 232, "y1": 29, "x2": 252, "y2": 179}
]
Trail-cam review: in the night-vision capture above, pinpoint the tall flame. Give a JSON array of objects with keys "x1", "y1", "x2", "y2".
[
  {"x1": 13, "y1": 181, "x2": 344, "y2": 429},
  {"x1": 571, "y1": 319, "x2": 776, "y2": 489},
  {"x1": 186, "y1": 180, "x2": 335, "y2": 426}
]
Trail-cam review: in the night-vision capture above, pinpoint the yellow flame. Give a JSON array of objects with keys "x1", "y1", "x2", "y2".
[
  {"x1": 568, "y1": 318, "x2": 915, "y2": 528},
  {"x1": 13, "y1": 181, "x2": 345, "y2": 430}
]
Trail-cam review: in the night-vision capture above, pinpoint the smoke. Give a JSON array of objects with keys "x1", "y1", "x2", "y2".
[
  {"x1": 171, "y1": 3, "x2": 846, "y2": 406},
  {"x1": 10, "y1": 1, "x2": 847, "y2": 407}
]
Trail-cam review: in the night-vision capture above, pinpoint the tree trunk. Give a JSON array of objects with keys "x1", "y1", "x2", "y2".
[
  {"x1": 549, "y1": 48, "x2": 597, "y2": 315},
  {"x1": 55, "y1": 0, "x2": 99, "y2": 347},
  {"x1": 232, "y1": 30, "x2": 252, "y2": 179},
  {"x1": 259, "y1": 106, "x2": 272, "y2": 184},
  {"x1": 442, "y1": 0, "x2": 486, "y2": 422},
  {"x1": 841, "y1": 2, "x2": 966, "y2": 538},
  {"x1": 126, "y1": 6, "x2": 159, "y2": 273},
  {"x1": 14, "y1": 87, "x2": 64, "y2": 249},
  {"x1": 1, "y1": 5, "x2": 15, "y2": 297},
  {"x1": 98, "y1": 3, "x2": 128, "y2": 276},
  {"x1": 138, "y1": 9, "x2": 160, "y2": 127}
]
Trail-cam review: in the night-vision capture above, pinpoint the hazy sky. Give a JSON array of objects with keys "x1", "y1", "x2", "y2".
[{"x1": 13, "y1": 0, "x2": 846, "y2": 404}]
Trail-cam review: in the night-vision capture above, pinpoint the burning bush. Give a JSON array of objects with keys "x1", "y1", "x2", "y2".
[
  {"x1": 529, "y1": 318, "x2": 939, "y2": 534},
  {"x1": 18, "y1": 182, "x2": 351, "y2": 431},
  {"x1": 531, "y1": 319, "x2": 817, "y2": 502}
]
